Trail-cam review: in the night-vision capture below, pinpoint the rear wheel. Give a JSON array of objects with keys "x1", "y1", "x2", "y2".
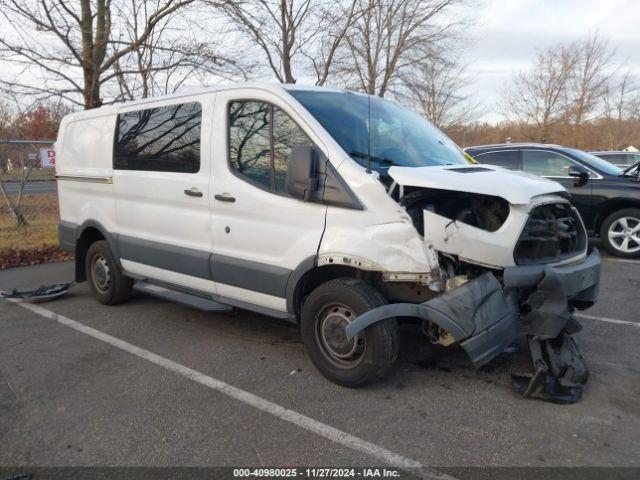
[
  {"x1": 300, "y1": 278, "x2": 399, "y2": 387},
  {"x1": 600, "y1": 208, "x2": 640, "y2": 258},
  {"x1": 85, "y1": 240, "x2": 133, "y2": 305}
]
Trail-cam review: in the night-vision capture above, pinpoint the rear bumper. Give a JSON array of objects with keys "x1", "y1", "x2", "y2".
[
  {"x1": 346, "y1": 249, "x2": 602, "y2": 367},
  {"x1": 58, "y1": 220, "x2": 77, "y2": 254}
]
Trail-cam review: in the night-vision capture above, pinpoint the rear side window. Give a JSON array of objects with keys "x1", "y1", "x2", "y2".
[
  {"x1": 114, "y1": 102, "x2": 201, "y2": 173},
  {"x1": 597, "y1": 154, "x2": 617, "y2": 162},
  {"x1": 474, "y1": 150, "x2": 519, "y2": 169},
  {"x1": 228, "y1": 101, "x2": 312, "y2": 194},
  {"x1": 522, "y1": 150, "x2": 574, "y2": 177}
]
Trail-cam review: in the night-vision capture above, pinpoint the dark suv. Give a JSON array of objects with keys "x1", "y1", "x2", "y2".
[
  {"x1": 465, "y1": 143, "x2": 640, "y2": 258},
  {"x1": 590, "y1": 151, "x2": 640, "y2": 169}
]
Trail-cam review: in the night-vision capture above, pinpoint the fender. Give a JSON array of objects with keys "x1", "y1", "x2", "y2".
[
  {"x1": 77, "y1": 220, "x2": 121, "y2": 264},
  {"x1": 285, "y1": 255, "x2": 317, "y2": 315},
  {"x1": 345, "y1": 273, "x2": 522, "y2": 368}
]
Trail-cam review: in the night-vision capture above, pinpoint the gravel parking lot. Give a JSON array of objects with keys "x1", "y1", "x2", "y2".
[{"x1": 1, "y1": 254, "x2": 638, "y2": 476}]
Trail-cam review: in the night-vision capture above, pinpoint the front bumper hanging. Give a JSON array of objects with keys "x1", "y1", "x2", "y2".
[{"x1": 345, "y1": 249, "x2": 601, "y2": 403}]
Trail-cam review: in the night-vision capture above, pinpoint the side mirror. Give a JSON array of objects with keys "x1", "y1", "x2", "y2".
[
  {"x1": 568, "y1": 164, "x2": 590, "y2": 187},
  {"x1": 286, "y1": 145, "x2": 319, "y2": 201}
]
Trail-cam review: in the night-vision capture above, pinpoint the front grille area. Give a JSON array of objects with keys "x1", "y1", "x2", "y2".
[{"x1": 514, "y1": 202, "x2": 586, "y2": 265}]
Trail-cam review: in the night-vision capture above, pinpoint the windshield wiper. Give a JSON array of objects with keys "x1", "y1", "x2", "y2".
[{"x1": 349, "y1": 151, "x2": 396, "y2": 166}]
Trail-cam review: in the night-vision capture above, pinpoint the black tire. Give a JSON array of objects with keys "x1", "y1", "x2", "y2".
[
  {"x1": 300, "y1": 278, "x2": 399, "y2": 387},
  {"x1": 85, "y1": 240, "x2": 133, "y2": 305},
  {"x1": 599, "y1": 208, "x2": 640, "y2": 258}
]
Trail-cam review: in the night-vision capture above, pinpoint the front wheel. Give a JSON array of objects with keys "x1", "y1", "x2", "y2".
[
  {"x1": 600, "y1": 208, "x2": 640, "y2": 258},
  {"x1": 300, "y1": 278, "x2": 399, "y2": 387}
]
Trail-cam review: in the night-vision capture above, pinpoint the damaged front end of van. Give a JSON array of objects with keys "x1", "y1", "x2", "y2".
[{"x1": 343, "y1": 165, "x2": 600, "y2": 404}]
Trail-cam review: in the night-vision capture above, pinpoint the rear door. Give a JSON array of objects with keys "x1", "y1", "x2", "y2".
[
  {"x1": 471, "y1": 149, "x2": 521, "y2": 170},
  {"x1": 520, "y1": 149, "x2": 598, "y2": 228},
  {"x1": 113, "y1": 96, "x2": 217, "y2": 293},
  {"x1": 208, "y1": 89, "x2": 328, "y2": 314}
]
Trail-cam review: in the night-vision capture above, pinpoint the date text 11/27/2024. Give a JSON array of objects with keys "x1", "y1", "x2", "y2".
[{"x1": 233, "y1": 468, "x2": 402, "y2": 478}]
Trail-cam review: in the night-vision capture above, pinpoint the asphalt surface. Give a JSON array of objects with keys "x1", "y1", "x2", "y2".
[
  {"x1": 1, "y1": 180, "x2": 57, "y2": 195},
  {"x1": 0, "y1": 254, "x2": 638, "y2": 471}
]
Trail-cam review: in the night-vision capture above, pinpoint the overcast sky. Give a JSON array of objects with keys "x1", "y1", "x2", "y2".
[{"x1": 464, "y1": 0, "x2": 640, "y2": 121}]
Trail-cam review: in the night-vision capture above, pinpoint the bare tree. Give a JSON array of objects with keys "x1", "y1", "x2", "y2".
[
  {"x1": 602, "y1": 70, "x2": 640, "y2": 150},
  {"x1": 502, "y1": 43, "x2": 578, "y2": 142},
  {"x1": 400, "y1": 57, "x2": 483, "y2": 128},
  {"x1": 569, "y1": 34, "x2": 615, "y2": 147},
  {"x1": 0, "y1": 0, "x2": 202, "y2": 109},
  {"x1": 110, "y1": 1, "x2": 250, "y2": 101},
  {"x1": 339, "y1": 0, "x2": 466, "y2": 97},
  {"x1": 212, "y1": 0, "x2": 361, "y2": 85},
  {"x1": 0, "y1": 102, "x2": 67, "y2": 227},
  {"x1": 0, "y1": 148, "x2": 34, "y2": 227}
]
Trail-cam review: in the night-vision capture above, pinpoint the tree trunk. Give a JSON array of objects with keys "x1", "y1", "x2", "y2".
[
  {"x1": 0, "y1": 180, "x2": 28, "y2": 228},
  {"x1": 83, "y1": 69, "x2": 103, "y2": 109}
]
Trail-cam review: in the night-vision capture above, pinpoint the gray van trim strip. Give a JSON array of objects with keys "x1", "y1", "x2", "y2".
[
  {"x1": 210, "y1": 254, "x2": 292, "y2": 298},
  {"x1": 58, "y1": 220, "x2": 77, "y2": 253},
  {"x1": 116, "y1": 235, "x2": 293, "y2": 298},
  {"x1": 116, "y1": 235, "x2": 211, "y2": 280}
]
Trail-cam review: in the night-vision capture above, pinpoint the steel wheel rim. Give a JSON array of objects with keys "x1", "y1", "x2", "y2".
[
  {"x1": 608, "y1": 216, "x2": 640, "y2": 253},
  {"x1": 91, "y1": 254, "x2": 111, "y2": 293},
  {"x1": 315, "y1": 303, "x2": 365, "y2": 369}
]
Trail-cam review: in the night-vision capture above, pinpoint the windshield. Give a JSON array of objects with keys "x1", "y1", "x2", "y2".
[
  {"x1": 288, "y1": 90, "x2": 468, "y2": 171},
  {"x1": 565, "y1": 148, "x2": 624, "y2": 176}
]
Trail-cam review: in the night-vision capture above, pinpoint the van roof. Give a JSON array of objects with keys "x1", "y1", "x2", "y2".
[{"x1": 64, "y1": 82, "x2": 356, "y2": 121}]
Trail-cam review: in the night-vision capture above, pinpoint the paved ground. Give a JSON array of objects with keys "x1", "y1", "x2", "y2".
[
  {"x1": 0, "y1": 253, "x2": 638, "y2": 472},
  {"x1": 2, "y1": 181, "x2": 57, "y2": 195}
]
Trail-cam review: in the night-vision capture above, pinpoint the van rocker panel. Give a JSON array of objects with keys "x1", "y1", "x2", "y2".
[{"x1": 117, "y1": 235, "x2": 211, "y2": 280}]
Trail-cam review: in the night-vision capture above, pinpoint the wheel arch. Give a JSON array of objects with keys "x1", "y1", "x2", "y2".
[
  {"x1": 286, "y1": 257, "x2": 376, "y2": 321},
  {"x1": 75, "y1": 221, "x2": 120, "y2": 282},
  {"x1": 594, "y1": 199, "x2": 640, "y2": 236}
]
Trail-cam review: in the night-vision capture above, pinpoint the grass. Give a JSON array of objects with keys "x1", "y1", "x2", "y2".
[
  {"x1": 0, "y1": 168, "x2": 56, "y2": 182},
  {"x1": 0, "y1": 193, "x2": 60, "y2": 250}
]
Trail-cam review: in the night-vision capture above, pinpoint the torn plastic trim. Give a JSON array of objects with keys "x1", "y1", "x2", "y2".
[
  {"x1": 346, "y1": 272, "x2": 521, "y2": 367},
  {"x1": 0, "y1": 282, "x2": 75, "y2": 303},
  {"x1": 346, "y1": 249, "x2": 601, "y2": 371},
  {"x1": 345, "y1": 302, "x2": 470, "y2": 341},
  {"x1": 512, "y1": 333, "x2": 589, "y2": 404}
]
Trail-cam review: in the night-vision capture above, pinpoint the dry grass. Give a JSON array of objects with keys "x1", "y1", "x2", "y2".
[
  {"x1": 0, "y1": 193, "x2": 60, "y2": 250},
  {"x1": 0, "y1": 168, "x2": 56, "y2": 182}
]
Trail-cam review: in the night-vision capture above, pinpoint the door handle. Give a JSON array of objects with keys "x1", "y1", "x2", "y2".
[
  {"x1": 214, "y1": 193, "x2": 236, "y2": 203},
  {"x1": 184, "y1": 187, "x2": 203, "y2": 197}
]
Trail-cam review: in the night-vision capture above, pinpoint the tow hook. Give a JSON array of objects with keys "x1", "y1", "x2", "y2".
[{"x1": 511, "y1": 331, "x2": 588, "y2": 404}]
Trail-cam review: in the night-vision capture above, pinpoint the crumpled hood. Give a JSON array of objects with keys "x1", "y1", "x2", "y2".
[{"x1": 388, "y1": 164, "x2": 565, "y2": 204}]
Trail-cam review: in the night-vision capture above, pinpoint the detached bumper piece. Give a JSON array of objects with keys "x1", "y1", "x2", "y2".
[
  {"x1": 505, "y1": 249, "x2": 600, "y2": 403},
  {"x1": 512, "y1": 333, "x2": 589, "y2": 404},
  {"x1": 345, "y1": 250, "x2": 601, "y2": 403},
  {"x1": 0, "y1": 282, "x2": 75, "y2": 302}
]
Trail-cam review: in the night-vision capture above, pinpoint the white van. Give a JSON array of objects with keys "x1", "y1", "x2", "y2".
[{"x1": 56, "y1": 84, "x2": 600, "y2": 400}]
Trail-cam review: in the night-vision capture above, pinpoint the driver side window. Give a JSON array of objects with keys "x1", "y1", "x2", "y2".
[
  {"x1": 228, "y1": 101, "x2": 312, "y2": 193},
  {"x1": 522, "y1": 150, "x2": 575, "y2": 177}
]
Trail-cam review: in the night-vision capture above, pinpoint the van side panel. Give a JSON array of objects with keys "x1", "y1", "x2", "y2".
[{"x1": 56, "y1": 113, "x2": 118, "y2": 238}]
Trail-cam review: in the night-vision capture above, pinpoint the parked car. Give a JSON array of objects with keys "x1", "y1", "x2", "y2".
[
  {"x1": 591, "y1": 150, "x2": 640, "y2": 169},
  {"x1": 55, "y1": 85, "x2": 600, "y2": 401},
  {"x1": 465, "y1": 143, "x2": 640, "y2": 258}
]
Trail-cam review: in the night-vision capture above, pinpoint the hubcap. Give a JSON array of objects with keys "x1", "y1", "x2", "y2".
[
  {"x1": 316, "y1": 303, "x2": 365, "y2": 368},
  {"x1": 91, "y1": 254, "x2": 111, "y2": 293},
  {"x1": 608, "y1": 216, "x2": 640, "y2": 254}
]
